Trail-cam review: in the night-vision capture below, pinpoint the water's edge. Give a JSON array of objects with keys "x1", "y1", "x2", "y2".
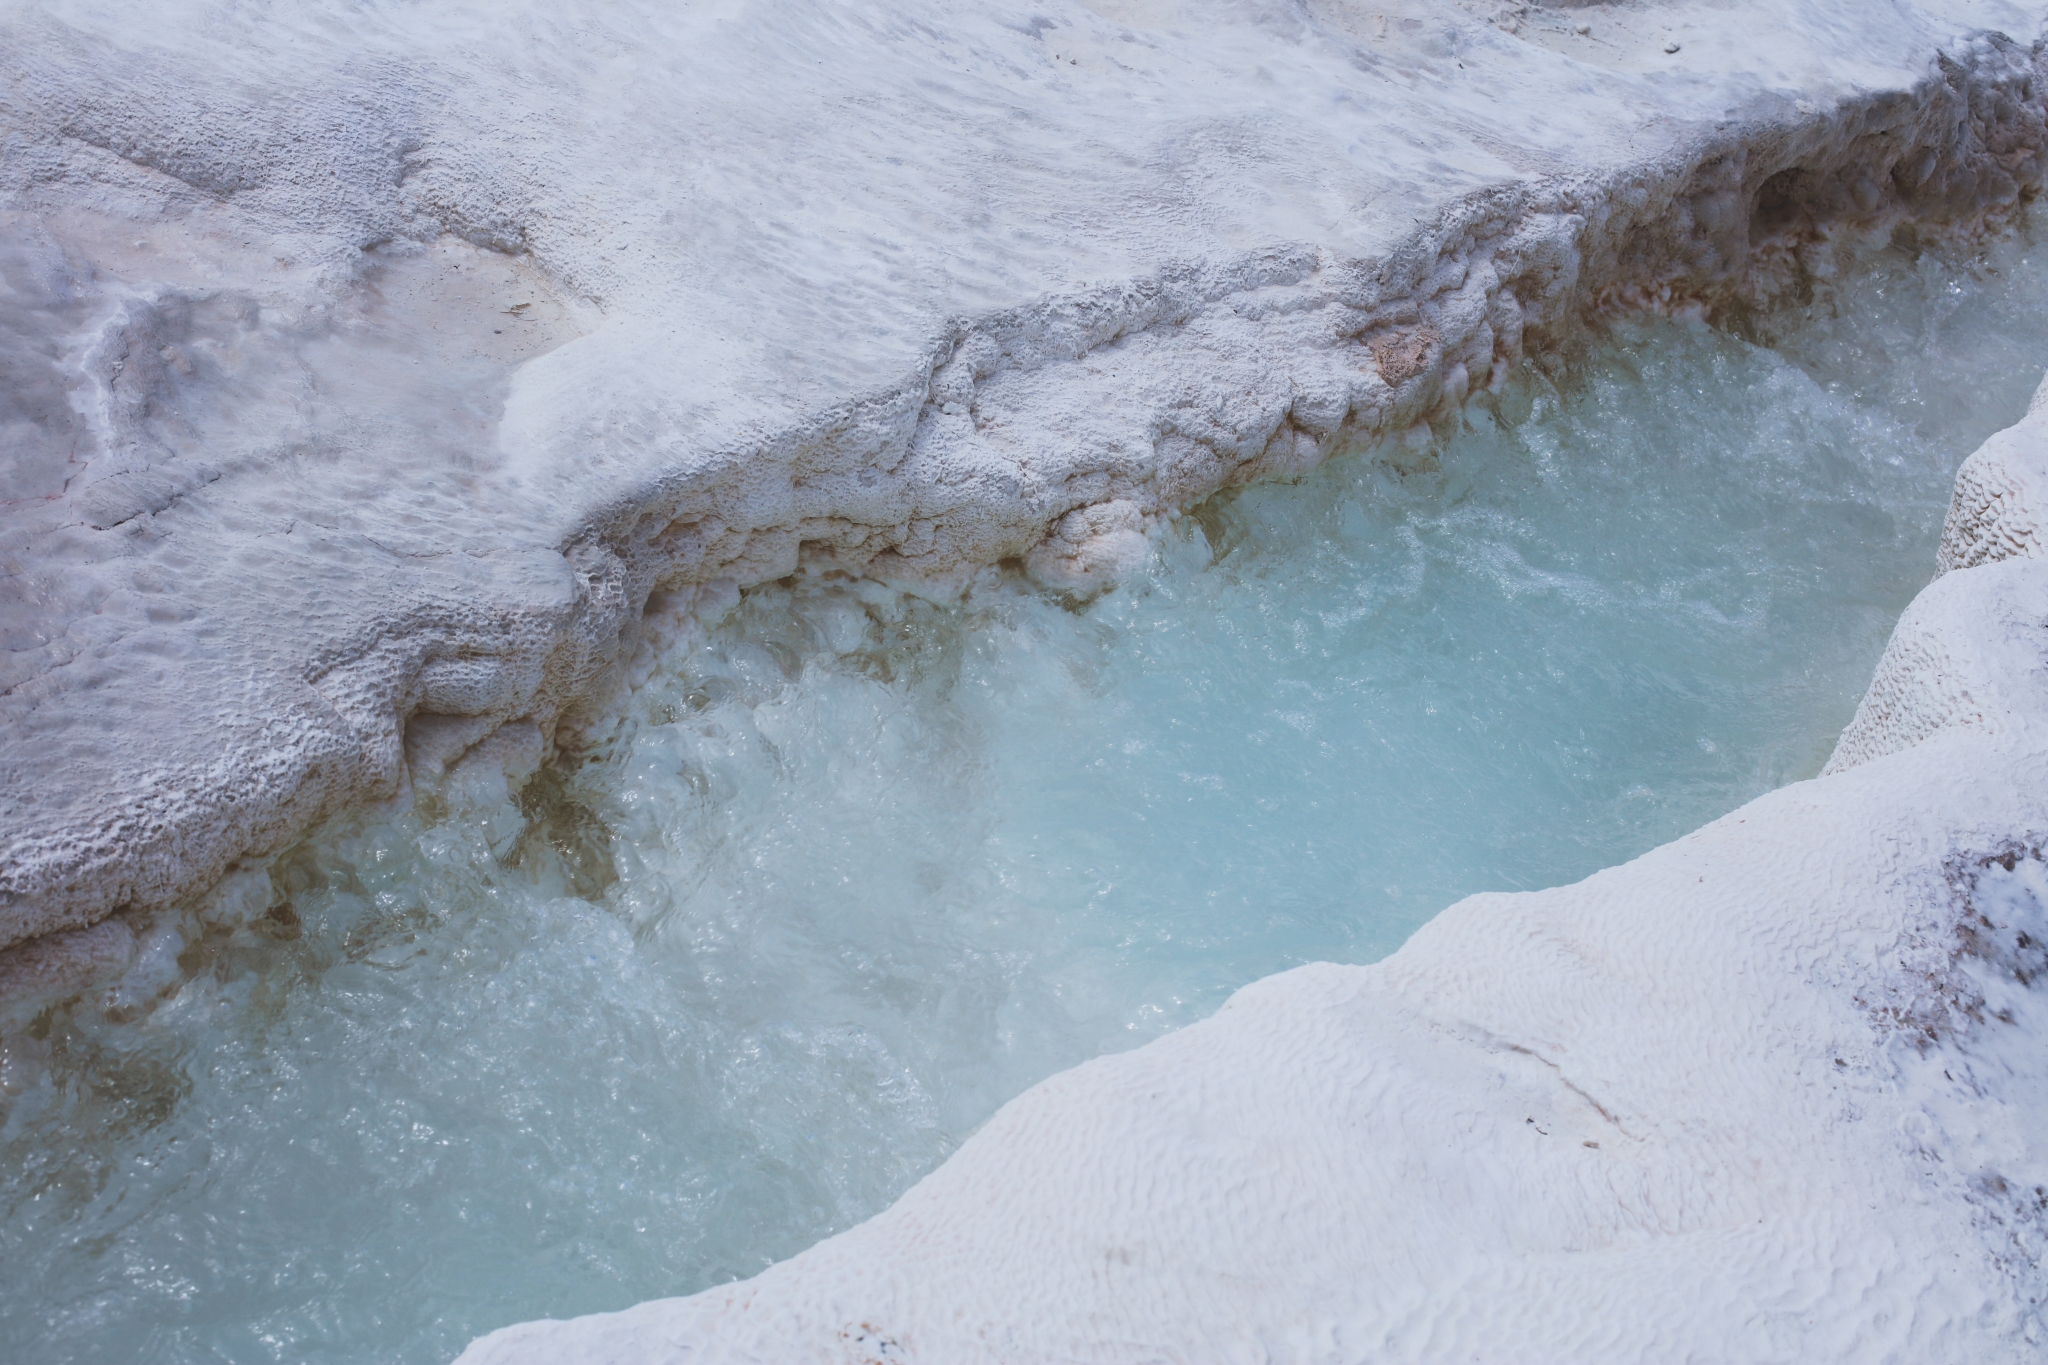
[{"x1": 456, "y1": 323, "x2": 2048, "y2": 1365}]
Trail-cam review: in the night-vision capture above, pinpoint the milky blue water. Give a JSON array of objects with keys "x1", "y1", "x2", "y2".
[{"x1": 4, "y1": 234, "x2": 2047, "y2": 1364}]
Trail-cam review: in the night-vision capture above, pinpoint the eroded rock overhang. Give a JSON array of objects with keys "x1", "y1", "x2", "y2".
[{"x1": 2, "y1": 1, "x2": 2047, "y2": 974}]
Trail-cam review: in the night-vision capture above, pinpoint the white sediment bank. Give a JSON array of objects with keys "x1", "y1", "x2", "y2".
[{"x1": 5, "y1": 0, "x2": 2048, "y2": 1357}]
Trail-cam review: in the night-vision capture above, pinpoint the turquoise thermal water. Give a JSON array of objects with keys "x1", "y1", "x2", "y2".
[{"x1": 5, "y1": 234, "x2": 2048, "y2": 1364}]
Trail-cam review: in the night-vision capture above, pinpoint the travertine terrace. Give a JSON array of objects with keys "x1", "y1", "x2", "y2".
[{"x1": 5, "y1": 1, "x2": 2048, "y2": 1359}]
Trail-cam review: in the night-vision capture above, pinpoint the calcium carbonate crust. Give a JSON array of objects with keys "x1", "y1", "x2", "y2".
[{"x1": 6, "y1": 0, "x2": 2048, "y2": 964}]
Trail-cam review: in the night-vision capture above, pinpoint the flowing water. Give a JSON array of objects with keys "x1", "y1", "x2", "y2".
[{"x1": 5, "y1": 231, "x2": 2048, "y2": 1364}]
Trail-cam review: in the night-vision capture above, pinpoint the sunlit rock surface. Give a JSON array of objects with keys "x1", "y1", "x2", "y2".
[{"x1": 5, "y1": 0, "x2": 2048, "y2": 945}]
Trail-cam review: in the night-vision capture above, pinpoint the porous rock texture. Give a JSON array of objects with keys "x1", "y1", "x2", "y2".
[
  {"x1": 1936, "y1": 370, "x2": 2048, "y2": 572},
  {"x1": 6, "y1": 0, "x2": 2048, "y2": 958}
]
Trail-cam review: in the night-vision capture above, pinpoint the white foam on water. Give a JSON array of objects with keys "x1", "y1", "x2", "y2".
[{"x1": 4, "y1": 232, "x2": 2048, "y2": 1364}]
